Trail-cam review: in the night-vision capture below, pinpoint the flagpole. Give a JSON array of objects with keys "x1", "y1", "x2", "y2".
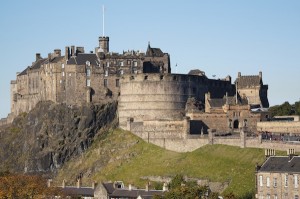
[{"x1": 102, "y1": 5, "x2": 105, "y2": 37}]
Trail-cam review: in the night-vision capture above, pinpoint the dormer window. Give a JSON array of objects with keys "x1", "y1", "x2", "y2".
[{"x1": 86, "y1": 61, "x2": 90, "y2": 66}]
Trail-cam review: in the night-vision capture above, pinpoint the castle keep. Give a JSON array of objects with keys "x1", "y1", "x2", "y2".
[{"x1": 6, "y1": 34, "x2": 284, "y2": 151}]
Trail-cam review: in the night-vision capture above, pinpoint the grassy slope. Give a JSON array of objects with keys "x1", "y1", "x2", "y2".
[{"x1": 55, "y1": 128, "x2": 269, "y2": 197}]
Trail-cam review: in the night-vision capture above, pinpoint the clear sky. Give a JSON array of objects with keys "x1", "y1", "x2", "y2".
[{"x1": 1, "y1": 0, "x2": 300, "y2": 118}]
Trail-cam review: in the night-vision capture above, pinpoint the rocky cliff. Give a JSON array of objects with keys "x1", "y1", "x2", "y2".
[{"x1": 0, "y1": 101, "x2": 117, "y2": 173}]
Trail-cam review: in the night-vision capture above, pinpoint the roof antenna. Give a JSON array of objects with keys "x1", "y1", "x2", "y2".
[{"x1": 102, "y1": 5, "x2": 105, "y2": 37}]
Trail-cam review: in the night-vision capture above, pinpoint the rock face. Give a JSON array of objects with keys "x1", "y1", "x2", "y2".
[{"x1": 0, "y1": 101, "x2": 117, "y2": 173}]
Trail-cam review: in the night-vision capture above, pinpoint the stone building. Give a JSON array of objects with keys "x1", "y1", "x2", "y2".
[
  {"x1": 8, "y1": 34, "x2": 271, "y2": 146},
  {"x1": 256, "y1": 149, "x2": 300, "y2": 199},
  {"x1": 10, "y1": 36, "x2": 170, "y2": 116}
]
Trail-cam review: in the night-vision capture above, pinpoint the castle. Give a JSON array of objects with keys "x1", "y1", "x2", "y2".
[{"x1": 7, "y1": 34, "x2": 297, "y2": 152}]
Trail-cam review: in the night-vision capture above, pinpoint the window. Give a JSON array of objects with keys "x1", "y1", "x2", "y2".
[
  {"x1": 274, "y1": 195, "x2": 277, "y2": 199},
  {"x1": 120, "y1": 69, "x2": 124, "y2": 75},
  {"x1": 105, "y1": 70, "x2": 108, "y2": 77},
  {"x1": 86, "y1": 79, "x2": 90, "y2": 87},
  {"x1": 134, "y1": 61, "x2": 138, "y2": 67},
  {"x1": 120, "y1": 61, "x2": 124, "y2": 66},
  {"x1": 116, "y1": 79, "x2": 120, "y2": 87},
  {"x1": 266, "y1": 194, "x2": 270, "y2": 199},
  {"x1": 62, "y1": 72, "x2": 65, "y2": 77},
  {"x1": 87, "y1": 69, "x2": 91, "y2": 77},
  {"x1": 107, "y1": 62, "x2": 110, "y2": 67},
  {"x1": 295, "y1": 195, "x2": 299, "y2": 199},
  {"x1": 266, "y1": 177, "x2": 270, "y2": 187},
  {"x1": 244, "y1": 119, "x2": 248, "y2": 127},
  {"x1": 285, "y1": 175, "x2": 288, "y2": 187},
  {"x1": 86, "y1": 61, "x2": 90, "y2": 66},
  {"x1": 62, "y1": 63, "x2": 64, "y2": 68},
  {"x1": 104, "y1": 79, "x2": 108, "y2": 87},
  {"x1": 295, "y1": 175, "x2": 299, "y2": 188},
  {"x1": 259, "y1": 175, "x2": 263, "y2": 187},
  {"x1": 127, "y1": 60, "x2": 131, "y2": 65},
  {"x1": 273, "y1": 178, "x2": 277, "y2": 187}
]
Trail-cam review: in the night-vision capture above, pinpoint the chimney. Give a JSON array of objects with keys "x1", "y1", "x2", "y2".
[
  {"x1": 62, "y1": 179, "x2": 66, "y2": 188},
  {"x1": 145, "y1": 184, "x2": 149, "y2": 192},
  {"x1": 259, "y1": 71, "x2": 262, "y2": 79},
  {"x1": 47, "y1": 179, "x2": 52, "y2": 187},
  {"x1": 265, "y1": 149, "x2": 275, "y2": 158},
  {"x1": 77, "y1": 178, "x2": 81, "y2": 188},
  {"x1": 65, "y1": 46, "x2": 70, "y2": 60},
  {"x1": 76, "y1": 47, "x2": 85, "y2": 55},
  {"x1": 36, "y1": 53, "x2": 42, "y2": 61},
  {"x1": 238, "y1": 72, "x2": 241, "y2": 78},
  {"x1": 163, "y1": 182, "x2": 168, "y2": 191},
  {"x1": 54, "y1": 49, "x2": 61, "y2": 57},
  {"x1": 92, "y1": 181, "x2": 97, "y2": 189},
  {"x1": 287, "y1": 148, "x2": 295, "y2": 156},
  {"x1": 71, "y1": 46, "x2": 75, "y2": 56}
]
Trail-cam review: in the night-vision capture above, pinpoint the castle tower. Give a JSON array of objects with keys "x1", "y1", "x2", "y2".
[{"x1": 99, "y1": 36, "x2": 109, "y2": 53}]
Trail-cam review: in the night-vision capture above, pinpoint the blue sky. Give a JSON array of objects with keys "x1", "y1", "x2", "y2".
[{"x1": 1, "y1": 1, "x2": 300, "y2": 118}]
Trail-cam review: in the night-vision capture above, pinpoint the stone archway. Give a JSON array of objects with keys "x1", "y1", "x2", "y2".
[{"x1": 233, "y1": 120, "x2": 239, "y2": 129}]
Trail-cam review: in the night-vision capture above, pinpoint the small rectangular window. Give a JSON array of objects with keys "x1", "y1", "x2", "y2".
[
  {"x1": 87, "y1": 69, "x2": 91, "y2": 77},
  {"x1": 259, "y1": 175, "x2": 263, "y2": 187},
  {"x1": 273, "y1": 178, "x2": 277, "y2": 187},
  {"x1": 62, "y1": 63, "x2": 64, "y2": 68},
  {"x1": 104, "y1": 79, "x2": 108, "y2": 87},
  {"x1": 105, "y1": 70, "x2": 108, "y2": 77},
  {"x1": 134, "y1": 61, "x2": 137, "y2": 66},
  {"x1": 285, "y1": 175, "x2": 288, "y2": 187},
  {"x1": 116, "y1": 79, "x2": 120, "y2": 87},
  {"x1": 86, "y1": 79, "x2": 90, "y2": 87},
  {"x1": 295, "y1": 175, "x2": 298, "y2": 188},
  {"x1": 120, "y1": 61, "x2": 124, "y2": 66},
  {"x1": 62, "y1": 72, "x2": 65, "y2": 77},
  {"x1": 267, "y1": 177, "x2": 270, "y2": 187}
]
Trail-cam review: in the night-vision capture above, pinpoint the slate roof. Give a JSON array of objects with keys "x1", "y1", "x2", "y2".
[
  {"x1": 146, "y1": 43, "x2": 164, "y2": 57},
  {"x1": 102, "y1": 182, "x2": 164, "y2": 198},
  {"x1": 60, "y1": 186, "x2": 94, "y2": 197},
  {"x1": 258, "y1": 156, "x2": 300, "y2": 173},
  {"x1": 110, "y1": 189, "x2": 164, "y2": 198},
  {"x1": 208, "y1": 96, "x2": 247, "y2": 108},
  {"x1": 67, "y1": 53, "x2": 99, "y2": 65},
  {"x1": 236, "y1": 75, "x2": 261, "y2": 89},
  {"x1": 18, "y1": 58, "x2": 47, "y2": 76},
  {"x1": 188, "y1": 69, "x2": 206, "y2": 76}
]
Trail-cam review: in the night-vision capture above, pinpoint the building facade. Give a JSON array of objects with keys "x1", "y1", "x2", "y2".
[{"x1": 256, "y1": 149, "x2": 300, "y2": 199}]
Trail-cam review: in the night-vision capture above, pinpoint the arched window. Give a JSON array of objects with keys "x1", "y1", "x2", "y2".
[{"x1": 233, "y1": 120, "x2": 239, "y2": 129}]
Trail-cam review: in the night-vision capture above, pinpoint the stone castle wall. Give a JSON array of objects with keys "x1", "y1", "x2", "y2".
[
  {"x1": 118, "y1": 73, "x2": 233, "y2": 129},
  {"x1": 257, "y1": 121, "x2": 300, "y2": 133}
]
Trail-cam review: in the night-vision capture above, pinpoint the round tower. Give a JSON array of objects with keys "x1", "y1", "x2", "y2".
[{"x1": 99, "y1": 36, "x2": 109, "y2": 53}]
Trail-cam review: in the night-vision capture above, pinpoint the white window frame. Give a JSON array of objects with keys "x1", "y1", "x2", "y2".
[
  {"x1": 273, "y1": 177, "x2": 277, "y2": 187},
  {"x1": 87, "y1": 69, "x2": 91, "y2": 77},
  {"x1": 62, "y1": 63, "x2": 65, "y2": 68},
  {"x1": 259, "y1": 175, "x2": 263, "y2": 187},
  {"x1": 285, "y1": 174, "x2": 288, "y2": 187},
  {"x1": 266, "y1": 177, "x2": 270, "y2": 187},
  {"x1": 86, "y1": 79, "x2": 91, "y2": 87},
  {"x1": 105, "y1": 70, "x2": 108, "y2": 77},
  {"x1": 62, "y1": 72, "x2": 65, "y2": 77},
  {"x1": 295, "y1": 175, "x2": 299, "y2": 188}
]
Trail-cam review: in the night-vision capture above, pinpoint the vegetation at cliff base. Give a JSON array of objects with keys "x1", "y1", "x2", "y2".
[{"x1": 55, "y1": 128, "x2": 266, "y2": 198}]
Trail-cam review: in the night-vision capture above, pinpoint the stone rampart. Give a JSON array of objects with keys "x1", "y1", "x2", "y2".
[{"x1": 257, "y1": 121, "x2": 300, "y2": 133}]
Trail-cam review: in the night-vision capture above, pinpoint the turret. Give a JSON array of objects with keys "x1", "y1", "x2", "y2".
[{"x1": 99, "y1": 36, "x2": 109, "y2": 53}]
